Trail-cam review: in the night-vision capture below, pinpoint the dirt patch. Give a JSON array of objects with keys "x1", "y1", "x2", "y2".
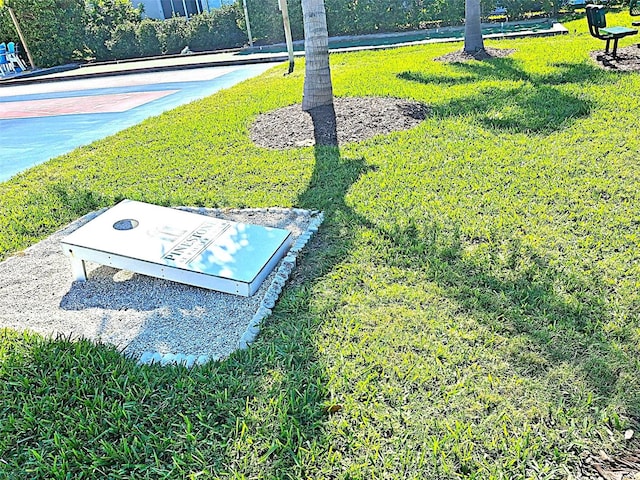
[
  {"x1": 578, "y1": 449, "x2": 640, "y2": 479},
  {"x1": 589, "y1": 45, "x2": 640, "y2": 71},
  {"x1": 250, "y1": 96, "x2": 429, "y2": 149},
  {"x1": 435, "y1": 46, "x2": 515, "y2": 63}
]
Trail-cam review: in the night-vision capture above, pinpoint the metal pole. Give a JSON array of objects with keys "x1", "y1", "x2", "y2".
[
  {"x1": 7, "y1": 7, "x2": 35, "y2": 69},
  {"x1": 278, "y1": 0, "x2": 294, "y2": 73},
  {"x1": 242, "y1": 0, "x2": 253, "y2": 47}
]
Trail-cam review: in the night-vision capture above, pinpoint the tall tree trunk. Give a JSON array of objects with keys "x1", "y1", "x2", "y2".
[
  {"x1": 464, "y1": 0, "x2": 485, "y2": 53},
  {"x1": 301, "y1": 0, "x2": 333, "y2": 111},
  {"x1": 7, "y1": 7, "x2": 35, "y2": 69},
  {"x1": 279, "y1": 0, "x2": 294, "y2": 74}
]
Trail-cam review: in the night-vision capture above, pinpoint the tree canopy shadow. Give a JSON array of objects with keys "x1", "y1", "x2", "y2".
[
  {"x1": 398, "y1": 57, "x2": 610, "y2": 134},
  {"x1": 442, "y1": 84, "x2": 591, "y2": 133},
  {"x1": 189, "y1": 101, "x2": 375, "y2": 475},
  {"x1": 376, "y1": 218, "x2": 640, "y2": 416},
  {"x1": 229, "y1": 104, "x2": 378, "y2": 476}
]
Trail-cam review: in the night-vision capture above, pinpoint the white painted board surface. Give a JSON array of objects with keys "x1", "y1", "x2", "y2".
[{"x1": 61, "y1": 200, "x2": 292, "y2": 296}]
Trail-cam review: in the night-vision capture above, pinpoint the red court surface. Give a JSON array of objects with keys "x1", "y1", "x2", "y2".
[{"x1": 0, "y1": 90, "x2": 178, "y2": 119}]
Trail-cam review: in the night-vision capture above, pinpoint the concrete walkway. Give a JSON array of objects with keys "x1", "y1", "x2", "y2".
[{"x1": 0, "y1": 49, "x2": 292, "y2": 85}]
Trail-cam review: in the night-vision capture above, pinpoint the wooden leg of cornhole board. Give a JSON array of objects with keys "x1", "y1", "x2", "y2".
[{"x1": 69, "y1": 255, "x2": 87, "y2": 281}]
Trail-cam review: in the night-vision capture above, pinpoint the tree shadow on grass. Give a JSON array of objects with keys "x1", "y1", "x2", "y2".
[
  {"x1": 378, "y1": 219, "x2": 640, "y2": 414},
  {"x1": 238, "y1": 104, "x2": 377, "y2": 476},
  {"x1": 398, "y1": 57, "x2": 610, "y2": 134},
  {"x1": 442, "y1": 84, "x2": 591, "y2": 133}
]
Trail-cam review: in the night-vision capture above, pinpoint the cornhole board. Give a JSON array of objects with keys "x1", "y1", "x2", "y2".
[{"x1": 60, "y1": 200, "x2": 292, "y2": 297}]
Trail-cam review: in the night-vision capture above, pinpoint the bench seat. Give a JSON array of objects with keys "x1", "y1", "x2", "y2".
[{"x1": 586, "y1": 4, "x2": 638, "y2": 57}]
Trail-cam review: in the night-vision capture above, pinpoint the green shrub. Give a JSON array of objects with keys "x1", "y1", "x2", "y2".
[
  {"x1": 207, "y1": 5, "x2": 246, "y2": 49},
  {"x1": 83, "y1": 22, "x2": 112, "y2": 61},
  {"x1": 243, "y1": 0, "x2": 299, "y2": 44},
  {"x1": 106, "y1": 21, "x2": 139, "y2": 59},
  {"x1": 159, "y1": 15, "x2": 190, "y2": 54},
  {"x1": 83, "y1": 0, "x2": 143, "y2": 61},
  {"x1": 0, "y1": 0, "x2": 85, "y2": 68},
  {"x1": 137, "y1": 18, "x2": 162, "y2": 57},
  {"x1": 0, "y1": 8, "x2": 18, "y2": 46},
  {"x1": 187, "y1": 12, "x2": 214, "y2": 51},
  {"x1": 180, "y1": 8, "x2": 246, "y2": 52}
]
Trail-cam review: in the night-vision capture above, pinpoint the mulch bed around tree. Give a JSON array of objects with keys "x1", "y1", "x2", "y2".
[
  {"x1": 250, "y1": 48, "x2": 517, "y2": 151},
  {"x1": 435, "y1": 46, "x2": 516, "y2": 63},
  {"x1": 577, "y1": 448, "x2": 640, "y2": 479},
  {"x1": 250, "y1": 97, "x2": 429, "y2": 149},
  {"x1": 589, "y1": 45, "x2": 640, "y2": 71}
]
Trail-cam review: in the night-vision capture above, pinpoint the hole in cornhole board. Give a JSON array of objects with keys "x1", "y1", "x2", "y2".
[{"x1": 113, "y1": 219, "x2": 139, "y2": 230}]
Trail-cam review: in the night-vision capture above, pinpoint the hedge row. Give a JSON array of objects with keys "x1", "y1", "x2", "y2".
[
  {"x1": 0, "y1": 2, "x2": 244, "y2": 66},
  {"x1": 104, "y1": 8, "x2": 245, "y2": 60},
  {"x1": 245, "y1": 0, "x2": 561, "y2": 44}
]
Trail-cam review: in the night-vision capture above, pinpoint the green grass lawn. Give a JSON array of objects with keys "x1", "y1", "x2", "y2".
[{"x1": 1, "y1": 14, "x2": 640, "y2": 479}]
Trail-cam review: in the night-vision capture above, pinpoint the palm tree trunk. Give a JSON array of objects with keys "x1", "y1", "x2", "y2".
[
  {"x1": 464, "y1": 0, "x2": 485, "y2": 53},
  {"x1": 301, "y1": 0, "x2": 333, "y2": 111}
]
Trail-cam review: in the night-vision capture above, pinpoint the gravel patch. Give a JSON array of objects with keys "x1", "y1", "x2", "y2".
[{"x1": 0, "y1": 206, "x2": 323, "y2": 366}]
